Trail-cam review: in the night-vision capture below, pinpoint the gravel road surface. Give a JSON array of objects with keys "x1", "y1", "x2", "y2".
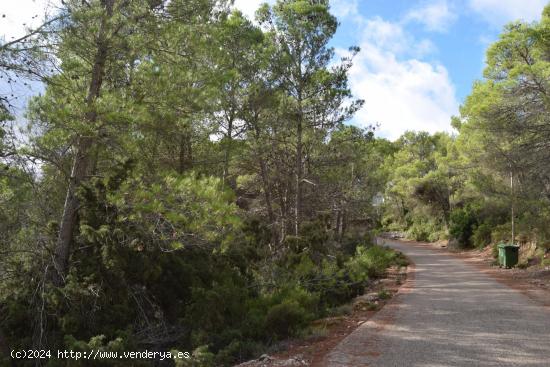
[{"x1": 323, "y1": 239, "x2": 550, "y2": 367}]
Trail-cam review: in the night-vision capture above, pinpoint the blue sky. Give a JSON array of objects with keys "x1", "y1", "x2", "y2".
[
  {"x1": 2, "y1": 0, "x2": 549, "y2": 139},
  {"x1": 235, "y1": 0, "x2": 548, "y2": 139}
]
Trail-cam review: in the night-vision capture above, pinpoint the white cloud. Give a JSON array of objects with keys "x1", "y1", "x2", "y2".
[
  {"x1": 330, "y1": 0, "x2": 358, "y2": 18},
  {"x1": 357, "y1": 17, "x2": 436, "y2": 57},
  {"x1": 468, "y1": 0, "x2": 546, "y2": 25},
  {"x1": 347, "y1": 17, "x2": 458, "y2": 140},
  {"x1": 405, "y1": 0, "x2": 456, "y2": 32},
  {"x1": 233, "y1": 0, "x2": 273, "y2": 21}
]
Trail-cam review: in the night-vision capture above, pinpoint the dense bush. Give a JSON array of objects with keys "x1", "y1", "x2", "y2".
[
  {"x1": 406, "y1": 217, "x2": 446, "y2": 242},
  {"x1": 265, "y1": 301, "x2": 311, "y2": 339},
  {"x1": 0, "y1": 169, "x2": 401, "y2": 366},
  {"x1": 449, "y1": 207, "x2": 478, "y2": 247},
  {"x1": 406, "y1": 221, "x2": 431, "y2": 242},
  {"x1": 0, "y1": 162, "x2": 406, "y2": 366},
  {"x1": 491, "y1": 223, "x2": 513, "y2": 244},
  {"x1": 472, "y1": 223, "x2": 492, "y2": 248},
  {"x1": 346, "y1": 245, "x2": 398, "y2": 280}
]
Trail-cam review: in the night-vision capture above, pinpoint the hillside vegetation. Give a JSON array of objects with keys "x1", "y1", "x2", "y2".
[
  {"x1": 382, "y1": 9, "x2": 550, "y2": 261},
  {"x1": 1, "y1": 1, "x2": 550, "y2": 366}
]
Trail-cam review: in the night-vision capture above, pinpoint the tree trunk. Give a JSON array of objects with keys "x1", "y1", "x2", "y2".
[
  {"x1": 258, "y1": 158, "x2": 275, "y2": 222},
  {"x1": 251, "y1": 121, "x2": 276, "y2": 231},
  {"x1": 52, "y1": 0, "x2": 114, "y2": 286},
  {"x1": 178, "y1": 132, "x2": 185, "y2": 174},
  {"x1": 335, "y1": 208, "x2": 341, "y2": 239},
  {"x1": 294, "y1": 117, "x2": 302, "y2": 236},
  {"x1": 250, "y1": 113, "x2": 283, "y2": 243},
  {"x1": 340, "y1": 208, "x2": 347, "y2": 240},
  {"x1": 178, "y1": 128, "x2": 192, "y2": 173},
  {"x1": 279, "y1": 183, "x2": 288, "y2": 243},
  {"x1": 222, "y1": 114, "x2": 234, "y2": 187}
]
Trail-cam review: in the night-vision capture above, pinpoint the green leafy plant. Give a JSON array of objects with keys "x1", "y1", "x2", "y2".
[
  {"x1": 472, "y1": 223, "x2": 492, "y2": 248},
  {"x1": 449, "y1": 207, "x2": 478, "y2": 247}
]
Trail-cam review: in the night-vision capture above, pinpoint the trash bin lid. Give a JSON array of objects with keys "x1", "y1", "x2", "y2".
[{"x1": 498, "y1": 243, "x2": 519, "y2": 248}]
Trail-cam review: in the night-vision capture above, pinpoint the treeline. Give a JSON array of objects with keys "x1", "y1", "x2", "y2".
[
  {"x1": 0, "y1": 1, "x2": 398, "y2": 365},
  {"x1": 382, "y1": 6, "x2": 550, "y2": 260},
  {"x1": 3, "y1": 0, "x2": 550, "y2": 365}
]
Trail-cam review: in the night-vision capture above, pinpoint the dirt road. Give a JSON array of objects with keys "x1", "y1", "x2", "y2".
[{"x1": 322, "y1": 239, "x2": 550, "y2": 366}]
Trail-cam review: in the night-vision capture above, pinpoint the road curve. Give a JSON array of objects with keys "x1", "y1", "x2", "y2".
[{"x1": 322, "y1": 239, "x2": 550, "y2": 367}]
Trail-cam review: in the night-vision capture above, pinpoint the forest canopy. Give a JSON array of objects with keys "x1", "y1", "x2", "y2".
[{"x1": 1, "y1": 1, "x2": 550, "y2": 366}]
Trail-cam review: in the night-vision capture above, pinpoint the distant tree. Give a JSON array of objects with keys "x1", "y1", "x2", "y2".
[{"x1": 257, "y1": 0, "x2": 363, "y2": 235}]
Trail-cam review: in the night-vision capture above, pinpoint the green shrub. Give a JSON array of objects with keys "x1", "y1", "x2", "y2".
[
  {"x1": 340, "y1": 233, "x2": 374, "y2": 256},
  {"x1": 449, "y1": 207, "x2": 478, "y2": 247},
  {"x1": 329, "y1": 304, "x2": 353, "y2": 316},
  {"x1": 472, "y1": 223, "x2": 492, "y2": 248},
  {"x1": 214, "y1": 340, "x2": 263, "y2": 366},
  {"x1": 265, "y1": 301, "x2": 311, "y2": 339},
  {"x1": 394, "y1": 252, "x2": 410, "y2": 267},
  {"x1": 540, "y1": 242, "x2": 550, "y2": 252},
  {"x1": 407, "y1": 222, "x2": 430, "y2": 242},
  {"x1": 406, "y1": 217, "x2": 445, "y2": 242},
  {"x1": 345, "y1": 245, "x2": 397, "y2": 281},
  {"x1": 310, "y1": 259, "x2": 358, "y2": 308},
  {"x1": 491, "y1": 223, "x2": 513, "y2": 244}
]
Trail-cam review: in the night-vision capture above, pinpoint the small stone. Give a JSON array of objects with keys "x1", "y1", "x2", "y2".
[
  {"x1": 277, "y1": 355, "x2": 308, "y2": 366},
  {"x1": 258, "y1": 354, "x2": 272, "y2": 361},
  {"x1": 366, "y1": 292, "x2": 380, "y2": 302},
  {"x1": 356, "y1": 292, "x2": 379, "y2": 303}
]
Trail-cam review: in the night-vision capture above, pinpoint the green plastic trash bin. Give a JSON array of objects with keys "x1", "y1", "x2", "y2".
[{"x1": 498, "y1": 244, "x2": 519, "y2": 268}]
